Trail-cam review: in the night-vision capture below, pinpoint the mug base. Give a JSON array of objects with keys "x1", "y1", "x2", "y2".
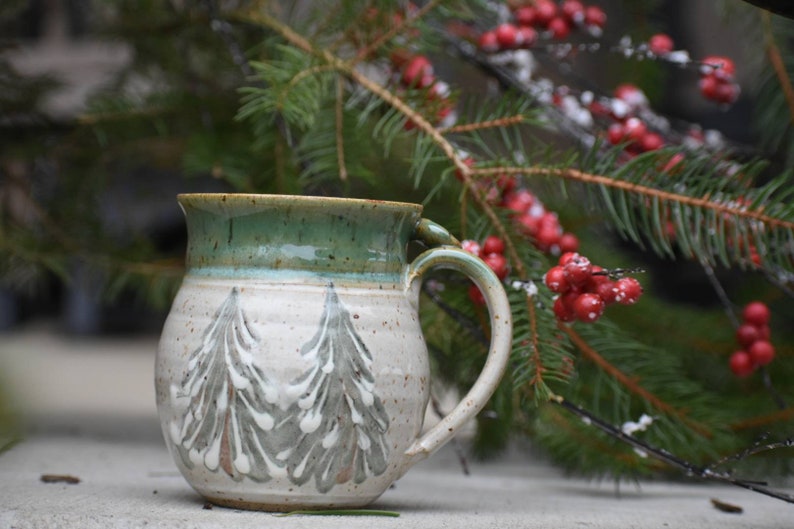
[{"x1": 201, "y1": 493, "x2": 381, "y2": 512}]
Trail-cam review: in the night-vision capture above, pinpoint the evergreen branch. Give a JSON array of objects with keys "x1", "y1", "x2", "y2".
[
  {"x1": 521, "y1": 289, "x2": 545, "y2": 389},
  {"x1": 762, "y1": 11, "x2": 794, "y2": 124},
  {"x1": 731, "y1": 407, "x2": 794, "y2": 430},
  {"x1": 558, "y1": 322, "x2": 712, "y2": 438},
  {"x1": 439, "y1": 114, "x2": 526, "y2": 134},
  {"x1": 552, "y1": 396, "x2": 794, "y2": 504},
  {"x1": 473, "y1": 166, "x2": 794, "y2": 233}
]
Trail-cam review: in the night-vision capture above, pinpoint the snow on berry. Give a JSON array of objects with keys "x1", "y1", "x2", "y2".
[
  {"x1": 648, "y1": 33, "x2": 674, "y2": 56},
  {"x1": 573, "y1": 292, "x2": 605, "y2": 322},
  {"x1": 563, "y1": 255, "x2": 593, "y2": 286},
  {"x1": 561, "y1": 0, "x2": 585, "y2": 24},
  {"x1": 544, "y1": 265, "x2": 569, "y2": 293},
  {"x1": 461, "y1": 239, "x2": 482, "y2": 257},
  {"x1": 614, "y1": 277, "x2": 643, "y2": 304},
  {"x1": 595, "y1": 280, "x2": 619, "y2": 305}
]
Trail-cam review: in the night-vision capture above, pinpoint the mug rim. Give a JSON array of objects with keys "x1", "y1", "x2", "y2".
[{"x1": 177, "y1": 193, "x2": 424, "y2": 213}]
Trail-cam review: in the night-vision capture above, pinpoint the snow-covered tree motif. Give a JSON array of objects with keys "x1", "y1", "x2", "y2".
[
  {"x1": 280, "y1": 283, "x2": 390, "y2": 493},
  {"x1": 169, "y1": 287, "x2": 285, "y2": 482}
]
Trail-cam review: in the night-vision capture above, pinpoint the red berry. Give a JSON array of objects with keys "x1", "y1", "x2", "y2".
[
  {"x1": 586, "y1": 265, "x2": 610, "y2": 289},
  {"x1": 701, "y1": 55, "x2": 736, "y2": 79},
  {"x1": 534, "y1": 224, "x2": 562, "y2": 251},
  {"x1": 748, "y1": 340, "x2": 775, "y2": 366},
  {"x1": 614, "y1": 83, "x2": 648, "y2": 110},
  {"x1": 563, "y1": 255, "x2": 593, "y2": 287},
  {"x1": 729, "y1": 350, "x2": 755, "y2": 377},
  {"x1": 558, "y1": 232, "x2": 580, "y2": 253},
  {"x1": 662, "y1": 153, "x2": 685, "y2": 173},
  {"x1": 558, "y1": 251, "x2": 580, "y2": 266},
  {"x1": 699, "y1": 75, "x2": 720, "y2": 101},
  {"x1": 478, "y1": 30, "x2": 499, "y2": 53},
  {"x1": 517, "y1": 25, "x2": 538, "y2": 48},
  {"x1": 648, "y1": 33, "x2": 674, "y2": 55},
  {"x1": 735, "y1": 323, "x2": 760, "y2": 348},
  {"x1": 607, "y1": 123, "x2": 625, "y2": 145},
  {"x1": 461, "y1": 239, "x2": 482, "y2": 257},
  {"x1": 584, "y1": 5, "x2": 607, "y2": 28},
  {"x1": 614, "y1": 277, "x2": 642, "y2": 304},
  {"x1": 544, "y1": 265, "x2": 570, "y2": 293},
  {"x1": 483, "y1": 252, "x2": 509, "y2": 280},
  {"x1": 535, "y1": 0, "x2": 558, "y2": 26},
  {"x1": 548, "y1": 17, "x2": 571, "y2": 39},
  {"x1": 742, "y1": 301, "x2": 770, "y2": 326},
  {"x1": 402, "y1": 55, "x2": 434, "y2": 87},
  {"x1": 623, "y1": 117, "x2": 648, "y2": 144},
  {"x1": 514, "y1": 6, "x2": 537, "y2": 27},
  {"x1": 502, "y1": 189, "x2": 535, "y2": 213},
  {"x1": 468, "y1": 284, "x2": 486, "y2": 305},
  {"x1": 561, "y1": 0, "x2": 585, "y2": 23},
  {"x1": 553, "y1": 295, "x2": 577, "y2": 322},
  {"x1": 713, "y1": 81, "x2": 739, "y2": 105},
  {"x1": 640, "y1": 132, "x2": 664, "y2": 152},
  {"x1": 595, "y1": 280, "x2": 619, "y2": 305},
  {"x1": 515, "y1": 213, "x2": 541, "y2": 237},
  {"x1": 482, "y1": 235, "x2": 506, "y2": 256},
  {"x1": 573, "y1": 293, "x2": 605, "y2": 322},
  {"x1": 495, "y1": 23, "x2": 520, "y2": 49}
]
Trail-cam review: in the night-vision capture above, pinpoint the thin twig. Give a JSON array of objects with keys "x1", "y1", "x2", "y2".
[
  {"x1": 551, "y1": 395, "x2": 794, "y2": 504},
  {"x1": 699, "y1": 259, "x2": 740, "y2": 328},
  {"x1": 421, "y1": 282, "x2": 489, "y2": 346},
  {"x1": 430, "y1": 394, "x2": 471, "y2": 476}
]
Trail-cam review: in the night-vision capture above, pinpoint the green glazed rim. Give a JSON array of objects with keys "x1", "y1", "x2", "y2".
[{"x1": 178, "y1": 193, "x2": 424, "y2": 215}]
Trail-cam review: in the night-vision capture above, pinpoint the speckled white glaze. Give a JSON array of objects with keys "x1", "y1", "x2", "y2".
[{"x1": 155, "y1": 194, "x2": 512, "y2": 511}]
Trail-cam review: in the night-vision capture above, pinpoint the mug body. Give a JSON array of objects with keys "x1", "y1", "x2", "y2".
[{"x1": 155, "y1": 194, "x2": 431, "y2": 510}]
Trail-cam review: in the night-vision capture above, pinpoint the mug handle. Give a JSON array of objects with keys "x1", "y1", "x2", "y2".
[{"x1": 403, "y1": 219, "x2": 512, "y2": 466}]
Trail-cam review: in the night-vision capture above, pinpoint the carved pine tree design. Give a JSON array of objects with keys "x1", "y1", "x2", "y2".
[
  {"x1": 281, "y1": 283, "x2": 390, "y2": 493},
  {"x1": 170, "y1": 287, "x2": 285, "y2": 482}
]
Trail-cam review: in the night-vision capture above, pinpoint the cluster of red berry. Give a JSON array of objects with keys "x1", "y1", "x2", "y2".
[
  {"x1": 699, "y1": 56, "x2": 739, "y2": 106},
  {"x1": 389, "y1": 51, "x2": 455, "y2": 129},
  {"x1": 478, "y1": 0, "x2": 607, "y2": 52},
  {"x1": 544, "y1": 253, "x2": 642, "y2": 323},
  {"x1": 504, "y1": 187, "x2": 580, "y2": 254},
  {"x1": 455, "y1": 159, "x2": 580, "y2": 256},
  {"x1": 462, "y1": 235, "x2": 509, "y2": 305},
  {"x1": 729, "y1": 301, "x2": 775, "y2": 377}
]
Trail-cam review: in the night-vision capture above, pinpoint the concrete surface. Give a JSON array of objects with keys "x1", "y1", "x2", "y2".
[{"x1": 1, "y1": 324, "x2": 793, "y2": 528}]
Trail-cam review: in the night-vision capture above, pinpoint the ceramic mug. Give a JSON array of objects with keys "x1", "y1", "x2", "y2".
[{"x1": 155, "y1": 193, "x2": 512, "y2": 510}]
